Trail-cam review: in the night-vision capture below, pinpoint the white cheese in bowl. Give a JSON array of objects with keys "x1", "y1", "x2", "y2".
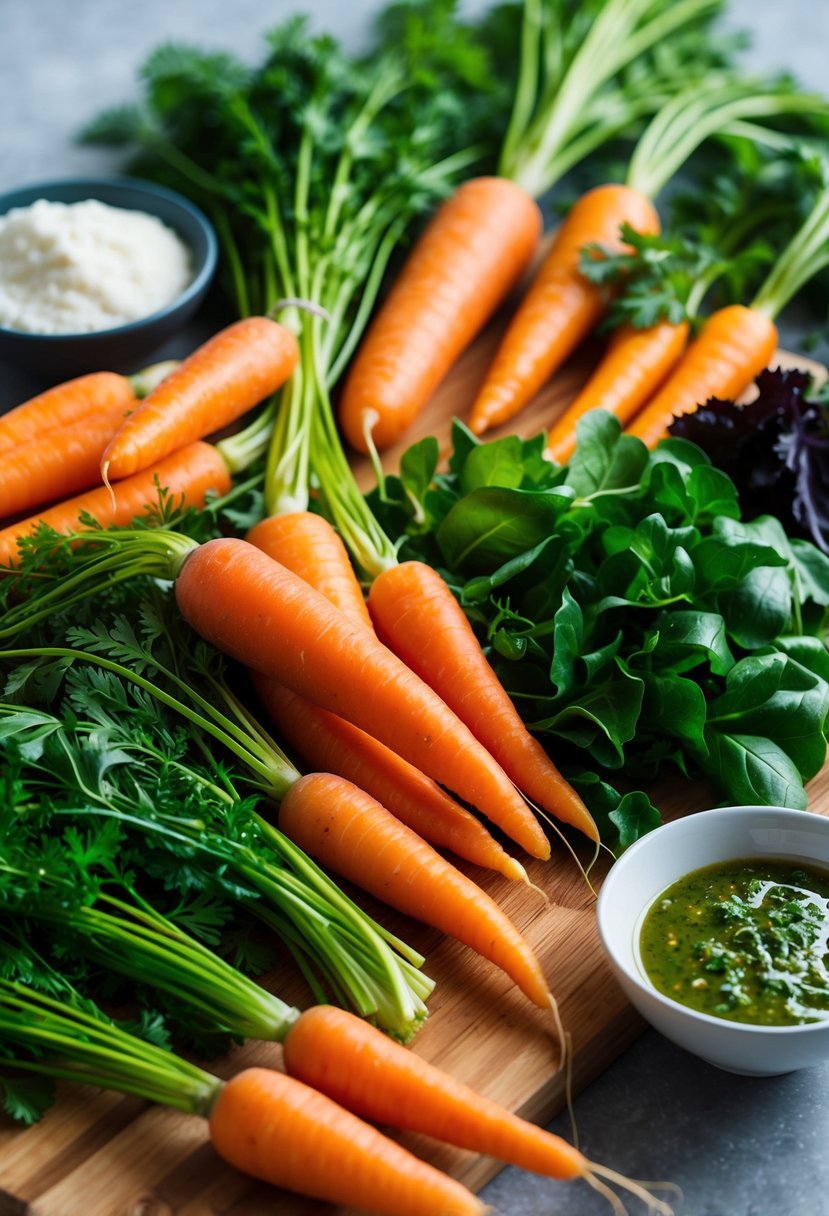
[{"x1": 0, "y1": 197, "x2": 193, "y2": 334}]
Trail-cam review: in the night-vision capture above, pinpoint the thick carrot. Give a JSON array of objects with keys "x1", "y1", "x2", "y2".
[
  {"x1": 246, "y1": 510, "x2": 372, "y2": 630},
  {"x1": 284, "y1": 1005, "x2": 583, "y2": 1176},
  {"x1": 209, "y1": 1066, "x2": 486, "y2": 1216},
  {"x1": 174, "y1": 538, "x2": 550, "y2": 859},
  {"x1": 625, "y1": 304, "x2": 779, "y2": 447},
  {"x1": 368, "y1": 560, "x2": 598, "y2": 843},
  {"x1": 0, "y1": 441, "x2": 231, "y2": 569},
  {"x1": 279, "y1": 772, "x2": 554, "y2": 1010},
  {"x1": 546, "y1": 319, "x2": 690, "y2": 465},
  {"x1": 0, "y1": 408, "x2": 129, "y2": 521},
  {"x1": 339, "y1": 177, "x2": 542, "y2": 454},
  {"x1": 467, "y1": 184, "x2": 661, "y2": 436},
  {"x1": 253, "y1": 677, "x2": 528, "y2": 883},
  {"x1": 101, "y1": 316, "x2": 299, "y2": 483},
  {"x1": 0, "y1": 371, "x2": 136, "y2": 453}
]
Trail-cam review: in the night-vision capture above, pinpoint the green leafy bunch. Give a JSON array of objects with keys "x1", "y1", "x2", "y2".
[
  {"x1": 368, "y1": 413, "x2": 829, "y2": 851},
  {"x1": 83, "y1": 2, "x2": 511, "y2": 323}
]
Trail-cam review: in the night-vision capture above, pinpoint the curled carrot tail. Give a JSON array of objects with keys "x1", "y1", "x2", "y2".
[
  {"x1": 625, "y1": 304, "x2": 779, "y2": 447},
  {"x1": 368, "y1": 560, "x2": 597, "y2": 843},
  {"x1": 278, "y1": 772, "x2": 554, "y2": 1011},
  {"x1": 253, "y1": 677, "x2": 528, "y2": 883},
  {"x1": 101, "y1": 316, "x2": 299, "y2": 482},
  {"x1": 0, "y1": 370, "x2": 135, "y2": 452},
  {"x1": 246, "y1": 510, "x2": 372, "y2": 630},
  {"x1": 339, "y1": 176, "x2": 542, "y2": 453},
  {"x1": 468, "y1": 184, "x2": 661, "y2": 436},
  {"x1": 209, "y1": 1067, "x2": 487, "y2": 1216},
  {"x1": 0, "y1": 441, "x2": 231, "y2": 569},
  {"x1": 547, "y1": 319, "x2": 690, "y2": 465},
  {"x1": 175, "y1": 538, "x2": 550, "y2": 859},
  {"x1": 284, "y1": 1005, "x2": 583, "y2": 1178}
]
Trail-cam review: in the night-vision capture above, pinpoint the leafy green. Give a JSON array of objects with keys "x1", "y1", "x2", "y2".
[
  {"x1": 0, "y1": 570, "x2": 433, "y2": 1042},
  {"x1": 381, "y1": 410, "x2": 829, "y2": 848}
]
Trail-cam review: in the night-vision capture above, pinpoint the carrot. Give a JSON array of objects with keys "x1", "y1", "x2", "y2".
[
  {"x1": 546, "y1": 319, "x2": 690, "y2": 465},
  {"x1": 278, "y1": 772, "x2": 554, "y2": 1010},
  {"x1": 100, "y1": 316, "x2": 299, "y2": 483},
  {"x1": 246, "y1": 510, "x2": 372, "y2": 630},
  {"x1": 0, "y1": 371, "x2": 136, "y2": 453},
  {"x1": 284, "y1": 1003, "x2": 580, "y2": 1174},
  {"x1": 338, "y1": 177, "x2": 542, "y2": 454},
  {"x1": 0, "y1": 441, "x2": 231, "y2": 569},
  {"x1": 253, "y1": 676, "x2": 528, "y2": 883},
  {"x1": 282, "y1": 1007, "x2": 675, "y2": 1215},
  {"x1": 625, "y1": 305, "x2": 779, "y2": 447},
  {"x1": 0, "y1": 408, "x2": 130, "y2": 521},
  {"x1": 368, "y1": 560, "x2": 598, "y2": 843},
  {"x1": 174, "y1": 538, "x2": 550, "y2": 859},
  {"x1": 467, "y1": 185, "x2": 661, "y2": 436},
  {"x1": 208, "y1": 1066, "x2": 486, "y2": 1216}
]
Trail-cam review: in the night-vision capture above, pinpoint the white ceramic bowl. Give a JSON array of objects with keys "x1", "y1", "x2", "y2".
[{"x1": 597, "y1": 805, "x2": 829, "y2": 1076}]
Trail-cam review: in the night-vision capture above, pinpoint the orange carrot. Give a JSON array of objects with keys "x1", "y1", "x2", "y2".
[
  {"x1": 246, "y1": 511, "x2": 371, "y2": 630},
  {"x1": 101, "y1": 316, "x2": 299, "y2": 483},
  {"x1": 278, "y1": 772, "x2": 554, "y2": 1009},
  {"x1": 0, "y1": 441, "x2": 231, "y2": 569},
  {"x1": 368, "y1": 560, "x2": 598, "y2": 843},
  {"x1": 253, "y1": 676, "x2": 528, "y2": 883},
  {"x1": 625, "y1": 305, "x2": 779, "y2": 447},
  {"x1": 546, "y1": 319, "x2": 690, "y2": 465},
  {"x1": 467, "y1": 184, "x2": 661, "y2": 436},
  {"x1": 209, "y1": 1066, "x2": 486, "y2": 1216},
  {"x1": 0, "y1": 371, "x2": 136, "y2": 453},
  {"x1": 284, "y1": 1005, "x2": 581, "y2": 1175},
  {"x1": 282, "y1": 1007, "x2": 675, "y2": 1214},
  {"x1": 339, "y1": 177, "x2": 542, "y2": 453},
  {"x1": 174, "y1": 538, "x2": 550, "y2": 859},
  {"x1": 0, "y1": 408, "x2": 130, "y2": 521}
]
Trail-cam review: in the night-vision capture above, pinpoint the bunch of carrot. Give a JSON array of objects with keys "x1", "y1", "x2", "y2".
[
  {"x1": 339, "y1": 70, "x2": 829, "y2": 458},
  {"x1": 1, "y1": 973, "x2": 676, "y2": 1216},
  {"x1": 0, "y1": 315, "x2": 297, "y2": 560}
]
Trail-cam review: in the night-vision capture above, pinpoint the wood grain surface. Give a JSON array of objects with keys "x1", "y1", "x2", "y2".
[{"x1": 1, "y1": 319, "x2": 827, "y2": 1216}]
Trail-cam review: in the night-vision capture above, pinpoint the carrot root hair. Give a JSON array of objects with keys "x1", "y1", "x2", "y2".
[{"x1": 583, "y1": 1164, "x2": 681, "y2": 1216}]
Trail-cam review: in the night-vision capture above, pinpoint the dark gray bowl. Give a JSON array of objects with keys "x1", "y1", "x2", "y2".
[{"x1": 0, "y1": 176, "x2": 218, "y2": 378}]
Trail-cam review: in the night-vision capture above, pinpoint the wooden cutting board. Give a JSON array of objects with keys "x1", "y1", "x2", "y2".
[{"x1": 1, "y1": 318, "x2": 827, "y2": 1216}]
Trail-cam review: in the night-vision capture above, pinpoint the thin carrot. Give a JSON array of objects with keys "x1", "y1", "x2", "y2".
[
  {"x1": 246, "y1": 510, "x2": 372, "y2": 630},
  {"x1": 339, "y1": 177, "x2": 542, "y2": 454},
  {"x1": 0, "y1": 408, "x2": 129, "y2": 521},
  {"x1": 100, "y1": 316, "x2": 299, "y2": 483},
  {"x1": 368, "y1": 560, "x2": 598, "y2": 843},
  {"x1": 0, "y1": 370, "x2": 136, "y2": 453},
  {"x1": 467, "y1": 185, "x2": 661, "y2": 436},
  {"x1": 174, "y1": 538, "x2": 550, "y2": 859},
  {"x1": 282, "y1": 1006, "x2": 675, "y2": 1215},
  {"x1": 278, "y1": 772, "x2": 554, "y2": 1011},
  {"x1": 253, "y1": 677, "x2": 528, "y2": 883},
  {"x1": 624, "y1": 305, "x2": 779, "y2": 447},
  {"x1": 0, "y1": 441, "x2": 231, "y2": 569},
  {"x1": 208, "y1": 1067, "x2": 488, "y2": 1216},
  {"x1": 546, "y1": 319, "x2": 690, "y2": 465}
]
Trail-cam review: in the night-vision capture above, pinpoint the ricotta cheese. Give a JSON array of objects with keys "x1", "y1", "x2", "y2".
[{"x1": 0, "y1": 197, "x2": 193, "y2": 334}]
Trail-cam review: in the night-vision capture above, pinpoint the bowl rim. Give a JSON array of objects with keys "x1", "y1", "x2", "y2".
[
  {"x1": 0, "y1": 174, "x2": 219, "y2": 343},
  {"x1": 597, "y1": 803, "x2": 829, "y2": 1038}
]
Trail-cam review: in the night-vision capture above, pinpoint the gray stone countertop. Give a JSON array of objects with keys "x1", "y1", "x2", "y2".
[{"x1": 2, "y1": 2, "x2": 829, "y2": 1214}]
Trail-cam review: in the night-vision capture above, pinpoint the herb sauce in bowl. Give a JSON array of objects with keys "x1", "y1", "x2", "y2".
[{"x1": 639, "y1": 859, "x2": 829, "y2": 1027}]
